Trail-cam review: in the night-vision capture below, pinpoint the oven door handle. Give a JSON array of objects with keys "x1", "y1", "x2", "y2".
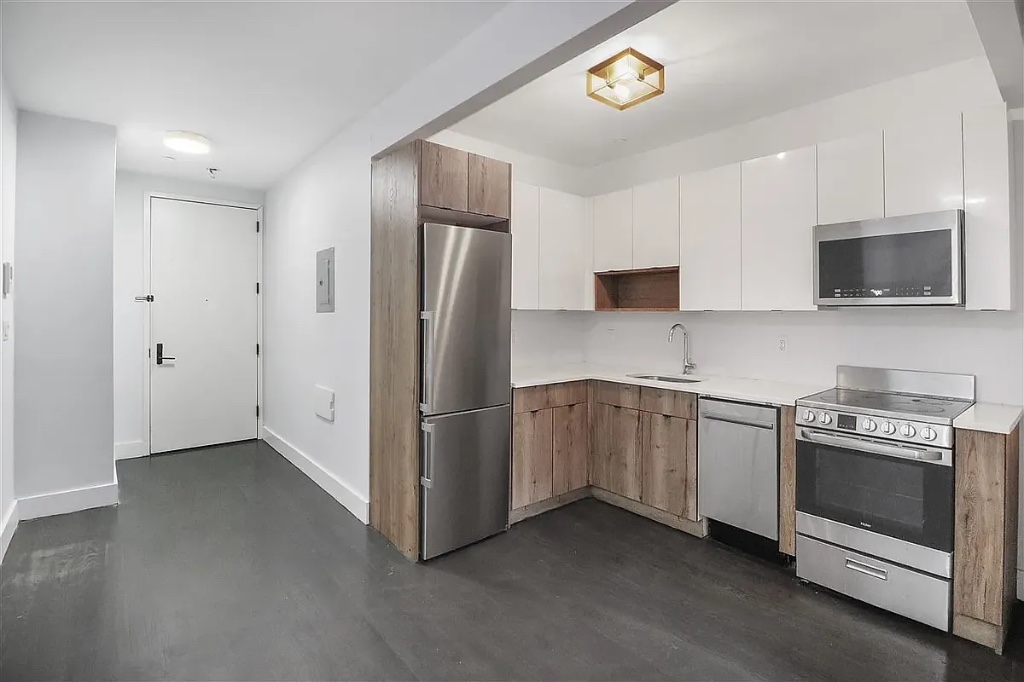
[{"x1": 799, "y1": 429, "x2": 948, "y2": 464}]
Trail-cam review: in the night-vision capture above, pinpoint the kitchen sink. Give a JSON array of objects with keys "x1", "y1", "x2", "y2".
[{"x1": 627, "y1": 373, "x2": 703, "y2": 384}]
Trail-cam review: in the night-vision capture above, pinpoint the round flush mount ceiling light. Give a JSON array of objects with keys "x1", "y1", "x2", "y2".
[{"x1": 163, "y1": 131, "x2": 211, "y2": 155}]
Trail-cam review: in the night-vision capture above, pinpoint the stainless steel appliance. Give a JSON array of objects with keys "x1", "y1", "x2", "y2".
[
  {"x1": 813, "y1": 209, "x2": 964, "y2": 306},
  {"x1": 698, "y1": 398, "x2": 780, "y2": 540},
  {"x1": 419, "y1": 223, "x2": 512, "y2": 560},
  {"x1": 795, "y1": 366, "x2": 975, "y2": 631}
]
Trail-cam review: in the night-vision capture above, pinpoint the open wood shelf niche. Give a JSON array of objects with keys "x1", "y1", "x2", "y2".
[{"x1": 594, "y1": 266, "x2": 679, "y2": 311}]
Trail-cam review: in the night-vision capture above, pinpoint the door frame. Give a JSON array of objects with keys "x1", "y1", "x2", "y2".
[{"x1": 142, "y1": 192, "x2": 264, "y2": 455}]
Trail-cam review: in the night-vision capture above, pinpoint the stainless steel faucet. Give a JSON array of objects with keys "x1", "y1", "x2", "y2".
[{"x1": 668, "y1": 323, "x2": 696, "y2": 375}]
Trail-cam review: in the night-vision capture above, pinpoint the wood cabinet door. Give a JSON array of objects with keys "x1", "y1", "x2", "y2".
[
  {"x1": 679, "y1": 164, "x2": 742, "y2": 311},
  {"x1": 538, "y1": 188, "x2": 587, "y2": 310},
  {"x1": 420, "y1": 141, "x2": 469, "y2": 212},
  {"x1": 640, "y1": 413, "x2": 693, "y2": 518},
  {"x1": 591, "y1": 403, "x2": 641, "y2": 500},
  {"x1": 592, "y1": 189, "x2": 633, "y2": 272},
  {"x1": 816, "y1": 131, "x2": 884, "y2": 225},
  {"x1": 883, "y1": 113, "x2": 963, "y2": 217},
  {"x1": 553, "y1": 403, "x2": 588, "y2": 495},
  {"x1": 468, "y1": 154, "x2": 511, "y2": 218},
  {"x1": 512, "y1": 409, "x2": 553, "y2": 509},
  {"x1": 632, "y1": 177, "x2": 679, "y2": 269},
  {"x1": 740, "y1": 146, "x2": 817, "y2": 311},
  {"x1": 511, "y1": 182, "x2": 540, "y2": 310}
]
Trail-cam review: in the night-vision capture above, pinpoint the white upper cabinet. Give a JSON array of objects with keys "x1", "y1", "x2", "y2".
[
  {"x1": 538, "y1": 187, "x2": 587, "y2": 310},
  {"x1": 883, "y1": 114, "x2": 963, "y2": 217},
  {"x1": 592, "y1": 189, "x2": 633, "y2": 272},
  {"x1": 632, "y1": 177, "x2": 680, "y2": 269},
  {"x1": 963, "y1": 103, "x2": 1012, "y2": 311},
  {"x1": 511, "y1": 181, "x2": 540, "y2": 310},
  {"x1": 741, "y1": 146, "x2": 817, "y2": 311},
  {"x1": 679, "y1": 164, "x2": 742, "y2": 311},
  {"x1": 817, "y1": 132, "x2": 884, "y2": 225}
]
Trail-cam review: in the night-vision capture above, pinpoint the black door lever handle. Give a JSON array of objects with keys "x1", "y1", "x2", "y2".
[{"x1": 156, "y1": 343, "x2": 175, "y2": 365}]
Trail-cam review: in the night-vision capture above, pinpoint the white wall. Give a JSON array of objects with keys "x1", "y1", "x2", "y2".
[
  {"x1": 14, "y1": 111, "x2": 117, "y2": 505},
  {"x1": 113, "y1": 171, "x2": 263, "y2": 458},
  {"x1": 0, "y1": 75, "x2": 17, "y2": 556},
  {"x1": 263, "y1": 1, "x2": 652, "y2": 523},
  {"x1": 512, "y1": 311, "x2": 589, "y2": 366}
]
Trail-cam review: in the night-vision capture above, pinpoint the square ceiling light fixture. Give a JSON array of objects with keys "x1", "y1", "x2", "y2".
[{"x1": 586, "y1": 48, "x2": 664, "y2": 111}]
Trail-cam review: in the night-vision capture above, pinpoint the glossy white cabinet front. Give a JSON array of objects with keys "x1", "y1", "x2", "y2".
[
  {"x1": 632, "y1": 177, "x2": 679, "y2": 269},
  {"x1": 592, "y1": 189, "x2": 632, "y2": 272},
  {"x1": 679, "y1": 164, "x2": 742, "y2": 311},
  {"x1": 817, "y1": 132, "x2": 884, "y2": 225},
  {"x1": 962, "y1": 103, "x2": 1012, "y2": 311},
  {"x1": 538, "y1": 187, "x2": 587, "y2": 310},
  {"x1": 741, "y1": 146, "x2": 817, "y2": 311},
  {"x1": 511, "y1": 181, "x2": 540, "y2": 310},
  {"x1": 883, "y1": 114, "x2": 963, "y2": 217}
]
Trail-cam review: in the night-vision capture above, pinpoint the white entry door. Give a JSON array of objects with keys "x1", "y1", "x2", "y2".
[{"x1": 150, "y1": 197, "x2": 259, "y2": 453}]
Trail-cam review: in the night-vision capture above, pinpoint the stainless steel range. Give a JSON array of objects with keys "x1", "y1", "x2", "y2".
[{"x1": 794, "y1": 366, "x2": 975, "y2": 632}]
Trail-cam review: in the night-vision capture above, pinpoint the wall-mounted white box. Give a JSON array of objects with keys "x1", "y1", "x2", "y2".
[{"x1": 313, "y1": 385, "x2": 335, "y2": 422}]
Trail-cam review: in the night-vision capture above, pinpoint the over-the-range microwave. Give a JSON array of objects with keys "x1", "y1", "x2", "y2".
[{"x1": 813, "y1": 209, "x2": 965, "y2": 307}]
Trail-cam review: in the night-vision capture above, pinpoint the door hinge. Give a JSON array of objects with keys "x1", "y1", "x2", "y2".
[
  {"x1": 256, "y1": 282, "x2": 260, "y2": 294},
  {"x1": 256, "y1": 220, "x2": 260, "y2": 233},
  {"x1": 256, "y1": 405, "x2": 260, "y2": 418},
  {"x1": 256, "y1": 343, "x2": 260, "y2": 357}
]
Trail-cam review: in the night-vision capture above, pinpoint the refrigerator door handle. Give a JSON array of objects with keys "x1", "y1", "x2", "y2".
[
  {"x1": 420, "y1": 422, "x2": 434, "y2": 489},
  {"x1": 420, "y1": 311, "x2": 435, "y2": 413}
]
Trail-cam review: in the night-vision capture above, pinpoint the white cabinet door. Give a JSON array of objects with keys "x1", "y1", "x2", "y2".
[
  {"x1": 884, "y1": 114, "x2": 963, "y2": 217},
  {"x1": 592, "y1": 189, "x2": 632, "y2": 271},
  {"x1": 817, "y1": 132, "x2": 884, "y2": 225},
  {"x1": 963, "y1": 103, "x2": 1012, "y2": 311},
  {"x1": 679, "y1": 164, "x2": 742, "y2": 311},
  {"x1": 538, "y1": 188, "x2": 587, "y2": 310},
  {"x1": 632, "y1": 177, "x2": 680, "y2": 268},
  {"x1": 741, "y1": 146, "x2": 817, "y2": 311},
  {"x1": 511, "y1": 181, "x2": 540, "y2": 310}
]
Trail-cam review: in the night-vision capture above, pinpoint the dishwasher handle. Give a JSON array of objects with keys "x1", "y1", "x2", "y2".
[{"x1": 701, "y1": 412, "x2": 776, "y2": 431}]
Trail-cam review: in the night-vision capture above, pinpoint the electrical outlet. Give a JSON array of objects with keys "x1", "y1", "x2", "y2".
[{"x1": 778, "y1": 337, "x2": 788, "y2": 352}]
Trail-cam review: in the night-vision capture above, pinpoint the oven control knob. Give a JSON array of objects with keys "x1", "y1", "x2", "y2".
[
  {"x1": 862, "y1": 419, "x2": 877, "y2": 432},
  {"x1": 802, "y1": 409, "x2": 817, "y2": 423},
  {"x1": 900, "y1": 423, "x2": 916, "y2": 438},
  {"x1": 881, "y1": 421, "x2": 896, "y2": 435},
  {"x1": 818, "y1": 412, "x2": 833, "y2": 425},
  {"x1": 921, "y1": 427, "x2": 937, "y2": 442}
]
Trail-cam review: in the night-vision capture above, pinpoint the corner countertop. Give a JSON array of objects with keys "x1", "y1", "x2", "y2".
[
  {"x1": 953, "y1": 403, "x2": 1024, "y2": 435},
  {"x1": 511, "y1": 362, "x2": 827, "y2": 407}
]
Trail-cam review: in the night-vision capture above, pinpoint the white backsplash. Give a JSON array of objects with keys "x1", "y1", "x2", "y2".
[{"x1": 511, "y1": 311, "x2": 588, "y2": 366}]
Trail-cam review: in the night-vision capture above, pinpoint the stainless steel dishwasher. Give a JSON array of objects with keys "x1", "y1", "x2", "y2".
[{"x1": 698, "y1": 397, "x2": 779, "y2": 540}]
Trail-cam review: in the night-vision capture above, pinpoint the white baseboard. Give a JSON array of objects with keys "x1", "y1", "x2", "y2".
[
  {"x1": 114, "y1": 440, "x2": 147, "y2": 460},
  {"x1": 1, "y1": 501, "x2": 18, "y2": 562},
  {"x1": 261, "y1": 426, "x2": 369, "y2": 523},
  {"x1": 17, "y1": 479, "x2": 119, "y2": 521}
]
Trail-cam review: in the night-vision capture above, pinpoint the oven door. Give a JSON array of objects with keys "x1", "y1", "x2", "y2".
[
  {"x1": 796, "y1": 428, "x2": 953, "y2": 554},
  {"x1": 813, "y1": 209, "x2": 964, "y2": 306}
]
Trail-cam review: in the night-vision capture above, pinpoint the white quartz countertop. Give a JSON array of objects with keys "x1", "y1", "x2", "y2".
[
  {"x1": 511, "y1": 362, "x2": 827, "y2": 407},
  {"x1": 953, "y1": 403, "x2": 1024, "y2": 435}
]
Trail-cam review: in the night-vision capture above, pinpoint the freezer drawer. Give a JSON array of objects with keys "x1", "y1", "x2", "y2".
[
  {"x1": 421, "y1": 405, "x2": 510, "y2": 560},
  {"x1": 421, "y1": 223, "x2": 511, "y2": 416},
  {"x1": 797, "y1": 534, "x2": 951, "y2": 631},
  {"x1": 698, "y1": 398, "x2": 779, "y2": 540}
]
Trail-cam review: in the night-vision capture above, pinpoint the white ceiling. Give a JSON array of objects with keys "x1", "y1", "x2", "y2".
[
  {"x1": 1, "y1": 0, "x2": 506, "y2": 189},
  {"x1": 450, "y1": 1, "x2": 986, "y2": 167}
]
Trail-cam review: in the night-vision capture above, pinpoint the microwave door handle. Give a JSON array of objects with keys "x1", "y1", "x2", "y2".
[{"x1": 799, "y1": 429, "x2": 944, "y2": 462}]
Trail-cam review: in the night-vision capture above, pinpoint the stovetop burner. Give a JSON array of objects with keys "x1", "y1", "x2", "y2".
[{"x1": 801, "y1": 387, "x2": 972, "y2": 422}]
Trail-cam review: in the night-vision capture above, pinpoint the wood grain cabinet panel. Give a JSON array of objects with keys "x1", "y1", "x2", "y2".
[
  {"x1": 778, "y1": 405, "x2": 797, "y2": 556},
  {"x1": 468, "y1": 154, "x2": 510, "y2": 218},
  {"x1": 553, "y1": 403, "x2": 589, "y2": 495},
  {"x1": 514, "y1": 382, "x2": 588, "y2": 413},
  {"x1": 591, "y1": 403, "x2": 641, "y2": 501},
  {"x1": 593, "y1": 381, "x2": 641, "y2": 409},
  {"x1": 640, "y1": 413, "x2": 688, "y2": 517},
  {"x1": 639, "y1": 386, "x2": 695, "y2": 420},
  {"x1": 512, "y1": 409, "x2": 553, "y2": 509},
  {"x1": 420, "y1": 141, "x2": 469, "y2": 212}
]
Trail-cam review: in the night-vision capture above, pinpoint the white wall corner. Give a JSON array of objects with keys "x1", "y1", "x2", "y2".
[
  {"x1": 261, "y1": 426, "x2": 369, "y2": 524},
  {"x1": 0, "y1": 501, "x2": 18, "y2": 562},
  {"x1": 114, "y1": 440, "x2": 147, "y2": 460},
  {"x1": 17, "y1": 480, "x2": 119, "y2": 521}
]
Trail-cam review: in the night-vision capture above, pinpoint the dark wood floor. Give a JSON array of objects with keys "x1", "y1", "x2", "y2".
[{"x1": 2, "y1": 440, "x2": 1023, "y2": 681}]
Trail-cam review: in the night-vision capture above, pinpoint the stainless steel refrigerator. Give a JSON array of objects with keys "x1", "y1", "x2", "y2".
[{"x1": 419, "y1": 222, "x2": 512, "y2": 560}]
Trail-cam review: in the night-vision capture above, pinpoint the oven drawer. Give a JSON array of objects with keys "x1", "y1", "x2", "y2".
[{"x1": 796, "y1": 534, "x2": 950, "y2": 631}]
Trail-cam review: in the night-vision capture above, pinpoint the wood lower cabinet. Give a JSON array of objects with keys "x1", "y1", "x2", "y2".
[
  {"x1": 591, "y1": 403, "x2": 642, "y2": 501},
  {"x1": 953, "y1": 425, "x2": 1020, "y2": 652},
  {"x1": 553, "y1": 403, "x2": 588, "y2": 495},
  {"x1": 640, "y1": 412, "x2": 695, "y2": 519},
  {"x1": 512, "y1": 409, "x2": 553, "y2": 508}
]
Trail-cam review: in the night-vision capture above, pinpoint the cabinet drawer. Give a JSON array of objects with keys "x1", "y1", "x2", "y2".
[
  {"x1": 639, "y1": 386, "x2": 695, "y2": 419},
  {"x1": 593, "y1": 381, "x2": 640, "y2": 409},
  {"x1": 514, "y1": 381, "x2": 588, "y2": 413}
]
